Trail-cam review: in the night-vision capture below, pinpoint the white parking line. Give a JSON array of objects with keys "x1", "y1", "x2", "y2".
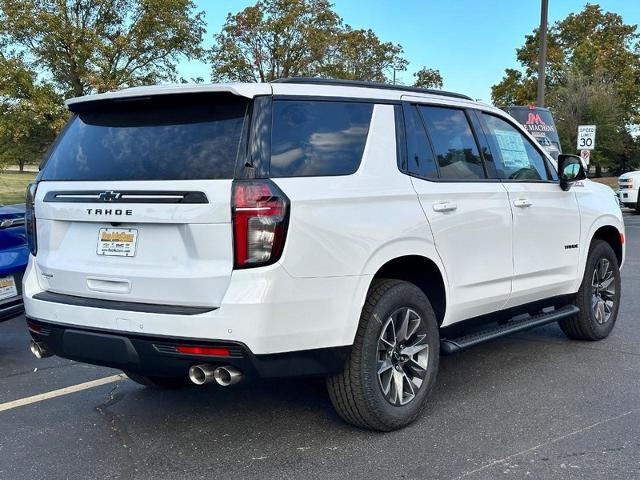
[{"x1": 0, "y1": 374, "x2": 126, "y2": 413}]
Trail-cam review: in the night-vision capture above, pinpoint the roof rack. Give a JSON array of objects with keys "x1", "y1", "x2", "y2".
[{"x1": 271, "y1": 77, "x2": 473, "y2": 101}]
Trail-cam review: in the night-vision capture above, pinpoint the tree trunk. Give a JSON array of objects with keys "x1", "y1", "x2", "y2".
[{"x1": 595, "y1": 165, "x2": 602, "y2": 177}]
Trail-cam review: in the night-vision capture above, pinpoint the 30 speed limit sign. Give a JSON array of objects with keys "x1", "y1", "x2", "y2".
[{"x1": 577, "y1": 125, "x2": 596, "y2": 150}]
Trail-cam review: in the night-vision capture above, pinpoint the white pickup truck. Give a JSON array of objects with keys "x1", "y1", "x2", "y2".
[{"x1": 618, "y1": 171, "x2": 640, "y2": 212}]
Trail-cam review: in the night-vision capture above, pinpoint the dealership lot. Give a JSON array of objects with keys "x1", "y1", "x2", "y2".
[{"x1": 1, "y1": 212, "x2": 639, "y2": 480}]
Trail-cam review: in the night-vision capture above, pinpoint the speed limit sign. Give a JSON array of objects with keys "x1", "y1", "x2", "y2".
[{"x1": 577, "y1": 125, "x2": 596, "y2": 150}]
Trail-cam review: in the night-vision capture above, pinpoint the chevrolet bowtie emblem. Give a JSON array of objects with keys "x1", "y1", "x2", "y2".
[{"x1": 98, "y1": 191, "x2": 121, "y2": 202}]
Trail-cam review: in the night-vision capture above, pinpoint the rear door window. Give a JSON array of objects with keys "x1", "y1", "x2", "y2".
[
  {"x1": 403, "y1": 105, "x2": 439, "y2": 179},
  {"x1": 40, "y1": 94, "x2": 249, "y2": 181},
  {"x1": 481, "y1": 113, "x2": 552, "y2": 181},
  {"x1": 270, "y1": 100, "x2": 373, "y2": 177},
  {"x1": 418, "y1": 106, "x2": 486, "y2": 180}
]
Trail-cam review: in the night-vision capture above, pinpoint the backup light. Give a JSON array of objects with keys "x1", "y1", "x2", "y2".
[{"x1": 232, "y1": 180, "x2": 289, "y2": 268}]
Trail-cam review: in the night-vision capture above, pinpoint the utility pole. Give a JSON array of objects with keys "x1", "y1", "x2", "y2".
[{"x1": 536, "y1": 0, "x2": 549, "y2": 107}]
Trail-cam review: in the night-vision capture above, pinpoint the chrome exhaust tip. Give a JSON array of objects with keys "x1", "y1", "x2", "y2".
[
  {"x1": 213, "y1": 366, "x2": 243, "y2": 387},
  {"x1": 30, "y1": 340, "x2": 52, "y2": 359},
  {"x1": 188, "y1": 364, "x2": 216, "y2": 385}
]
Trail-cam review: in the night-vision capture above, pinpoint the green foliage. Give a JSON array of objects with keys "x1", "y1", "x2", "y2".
[
  {"x1": 0, "y1": 0, "x2": 206, "y2": 97},
  {"x1": 413, "y1": 67, "x2": 443, "y2": 89},
  {"x1": 0, "y1": 0, "x2": 205, "y2": 168},
  {"x1": 491, "y1": 4, "x2": 640, "y2": 173},
  {"x1": 548, "y1": 70, "x2": 624, "y2": 170},
  {"x1": 492, "y1": 5, "x2": 640, "y2": 120},
  {"x1": 0, "y1": 54, "x2": 67, "y2": 171},
  {"x1": 210, "y1": 0, "x2": 413, "y2": 84}
]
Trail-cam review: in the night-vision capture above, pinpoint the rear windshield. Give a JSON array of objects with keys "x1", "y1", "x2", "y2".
[{"x1": 40, "y1": 94, "x2": 249, "y2": 181}]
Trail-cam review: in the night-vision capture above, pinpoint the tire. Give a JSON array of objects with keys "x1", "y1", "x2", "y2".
[
  {"x1": 124, "y1": 371, "x2": 190, "y2": 389},
  {"x1": 327, "y1": 279, "x2": 440, "y2": 431},
  {"x1": 636, "y1": 198, "x2": 640, "y2": 214},
  {"x1": 559, "y1": 240, "x2": 621, "y2": 341}
]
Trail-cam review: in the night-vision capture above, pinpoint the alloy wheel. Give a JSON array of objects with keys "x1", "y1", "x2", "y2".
[
  {"x1": 591, "y1": 258, "x2": 616, "y2": 325},
  {"x1": 377, "y1": 307, "x2": 429, "y2": 406}
]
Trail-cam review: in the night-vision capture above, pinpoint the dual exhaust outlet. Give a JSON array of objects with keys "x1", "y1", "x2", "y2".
[
  {"x1": 30, "y1": 339, "x2": 243, "y2": 387},
  {"x1": 188, "y1": 364, "x2": 243, "y2": 387}
]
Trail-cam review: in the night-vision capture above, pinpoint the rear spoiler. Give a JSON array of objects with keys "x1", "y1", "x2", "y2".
[{"x1": 65, "y1": 83, "x2": 272, "y2": 112}]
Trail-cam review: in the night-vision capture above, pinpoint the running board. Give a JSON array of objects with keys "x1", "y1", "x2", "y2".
[{"x1": 440, "y1": 305, "x2": 579, "y2": 355}]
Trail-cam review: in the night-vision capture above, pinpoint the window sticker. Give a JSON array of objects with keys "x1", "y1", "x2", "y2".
[{"x1": 494, "y1": 129, "x2": 530, "y2": 169}]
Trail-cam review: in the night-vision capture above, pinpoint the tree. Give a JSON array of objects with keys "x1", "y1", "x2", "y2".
[
  {"x1": 548, "y1": 69, "x2": 624, "y2": 175},
  {"x1": 0, "y1": 54, "x2": 67, "y2": 171},
  {"x1": 210, "y1": 0, "x2": 409, "y2": 84},
  {"x1": 0, "y1": 0, "x2": 206, "y2": 97},
  {"x1": 491, "y1": 4, "x2": 640, "y2": 121},
  {"x1": 319, "y1": 26, "x2": 408, "y2": 82},
  {"x1": 413, "y1": 67, "x2": 443, "y2": 89}
]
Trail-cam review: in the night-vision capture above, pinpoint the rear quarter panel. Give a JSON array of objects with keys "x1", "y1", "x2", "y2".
[{"x1": 273, "y1": 104, "x2": 448, "y2": 344}]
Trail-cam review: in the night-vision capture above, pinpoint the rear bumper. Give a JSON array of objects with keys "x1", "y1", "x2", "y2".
[
  {"x1": 27, "y1": 317, "x2": 350, "y2": 378},
  {"x1": 0, "y1": 270, "x2": 24, "y2": 322},
  {"x1": 23, "y1": 257, "x2": 371, "y2": 355},
  {"x1": 0, "y1": 296, "x2": 24, "y2": 322}
]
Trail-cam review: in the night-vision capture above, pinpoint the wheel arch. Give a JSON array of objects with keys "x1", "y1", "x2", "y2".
[
  {"x1": 573, "y1": 217, "x2": 625, "y2": 293},
  {"x1": 368, "y1": 255, "x2": 447, "y2": 326},
  {"x1": 592, "y1": 225, "x2": 623, "y2": 266}
]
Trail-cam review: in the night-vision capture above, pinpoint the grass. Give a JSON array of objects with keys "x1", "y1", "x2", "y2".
[
  {"x1": 0, "y1": 171, "x2": 37, "y2": 205},
  {"x1": 590, "y1": 176, "x2": 618, "y2": 190},
  {"x1": 0, "y1": 171, "x2": 621, "y2": 205}
]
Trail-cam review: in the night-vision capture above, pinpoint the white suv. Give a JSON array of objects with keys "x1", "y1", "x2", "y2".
[
  {"x1": 618, "y1": 170, "x2": 640, "y2": 212},
  {"x1": 24, "y1": 78, "x2": 625, "y2": 431}
]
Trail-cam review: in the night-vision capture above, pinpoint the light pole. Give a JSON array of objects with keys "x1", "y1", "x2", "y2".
[{"x1": 537, "y1": 0, "x2": 549, "y2": 107}]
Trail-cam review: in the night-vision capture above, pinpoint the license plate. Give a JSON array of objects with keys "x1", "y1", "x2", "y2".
[
  {"x1": 97, "y1": 228, "x2": 138, "y2": 257},
  {"x1": 0, "y1": 275, "x2": 18, "y2": 301}
]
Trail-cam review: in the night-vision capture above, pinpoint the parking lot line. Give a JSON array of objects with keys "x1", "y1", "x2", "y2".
[{"x1": 0, "y1": 374, "x2": 126, "y2": 413}]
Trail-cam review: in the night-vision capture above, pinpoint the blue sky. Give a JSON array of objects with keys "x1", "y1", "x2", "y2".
[{"x1": 180, "y1": 1, "x2": 640, "y2": 103}]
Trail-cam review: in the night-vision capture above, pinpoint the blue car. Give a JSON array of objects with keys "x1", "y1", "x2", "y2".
[{"x1": 0, "y1": 203, "x2": 28, "y2": 321}]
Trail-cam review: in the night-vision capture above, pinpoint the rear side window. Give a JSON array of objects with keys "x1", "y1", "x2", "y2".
[
  {"x1": 40, "y1": 94, "x2": 249, "y2": 181},
  {"x1": 404, "y1": 105, "x2": 438, "y2": 178},
  {"x1": 270, "y1": 100, "x2": 373, "y2": 177},
  {"x1": 418, "y1": 106, "x2": 486, "y2": 180},
  {"x1": 481, "y1": 113, "x2": 551, "y2": 181}
]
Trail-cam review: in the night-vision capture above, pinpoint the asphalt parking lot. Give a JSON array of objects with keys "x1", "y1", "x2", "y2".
[{"x1": 1, "y1": 212, "x2": 639, "y2": 480}]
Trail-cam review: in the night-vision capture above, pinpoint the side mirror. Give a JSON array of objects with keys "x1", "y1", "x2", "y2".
[{"x1": 558, "y1": 154, "x2": 587, "y2": 191}]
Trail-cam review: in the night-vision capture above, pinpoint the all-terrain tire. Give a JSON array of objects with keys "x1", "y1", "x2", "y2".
[
  {"x1": 326, "y1": 279, "x2": 439, "y2": 431},
  {"x1": 559, "y1": 240, "x2": 621, "y2": 340}
]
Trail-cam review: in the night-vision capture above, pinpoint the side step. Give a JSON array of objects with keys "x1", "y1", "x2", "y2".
[{"x1": 440, "y1": 304, "x2": 579, "y2": 355}]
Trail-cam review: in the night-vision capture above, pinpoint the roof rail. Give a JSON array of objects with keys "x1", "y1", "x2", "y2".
[{"x1": 271, "y1": 77, "x2": 473, "y2": 101}]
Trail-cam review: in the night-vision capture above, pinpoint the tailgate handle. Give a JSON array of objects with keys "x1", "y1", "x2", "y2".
[{"x1": 87, "y1": 277, "x2": 131, "y2": 294}]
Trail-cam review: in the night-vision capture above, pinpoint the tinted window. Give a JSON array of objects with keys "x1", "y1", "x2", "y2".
[
  {"x1": 419, "y1": 106, "x2": 486, "y2": 180},
  {"x1": 481, "y1": 113, "x2": 551, "y2": 181},
  {"x1": 270, "y1": 100, "x2": 373, "y2": 177},
  {"x1": 404, "y1": 105, "x2": 438, "y2": 178},
  {"x1": 40, "y1": 95, "x2": 249, "y2": 181}
]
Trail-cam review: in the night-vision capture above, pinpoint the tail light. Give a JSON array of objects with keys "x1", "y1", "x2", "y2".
[
  {"x1": 25, "y1": 182, "x2": 38, "y2": 256},
  {"x1": 232, "y1": 180, "x2": 289, "y2": 268}
]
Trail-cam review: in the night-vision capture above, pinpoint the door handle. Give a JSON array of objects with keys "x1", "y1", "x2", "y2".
[
  {"x1": 513, "y1": 198, "x2": 533, "y2": 208},
  {"x1": 432, "y1": 201, "x2": 458, "y2": 213}
]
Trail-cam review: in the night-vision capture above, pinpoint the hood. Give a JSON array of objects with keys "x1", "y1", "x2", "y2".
[
  {"x1": 619, "y1": 171, "x2": 640, "y2": 180},
  {"x1": 0, "y1": 203, "x2": 26, "y2": 221}
]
